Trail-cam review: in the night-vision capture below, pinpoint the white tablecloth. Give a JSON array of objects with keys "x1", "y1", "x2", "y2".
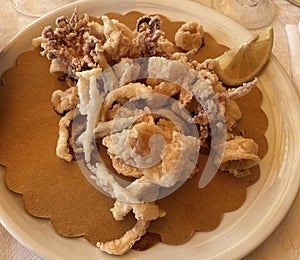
[{"x1": 0, "y1": 0, "x2": 299, "y2": 259}]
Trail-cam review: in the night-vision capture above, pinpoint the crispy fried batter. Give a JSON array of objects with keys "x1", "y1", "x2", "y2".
[
  {"x1": 56, "y1": 110, "x2": 74, "y2": 162},
  {"x1": 220, "y1": 136, "x2": 260, "y2": 177},
  {"x1": 51, "y1": 86, "x2": 79, "y2": 114},
  {"x1": 97, "y1": 220, "x2": 150, "y2": 255},
  {"x1": 130, "y1": 15, "x2": 175, "y2": 58},
  {"x1": 101, "y1": 15, "x2": 135, "y2": 61},
  {"x1": 99, "y1": 83, "x2": 153, "y2": 121},
  {"x1": 175, "y1": 21, "x2": 204, "y2": 51},
  {"x1": 39, "y1": 9, "x2": 262, "y2": 255}
]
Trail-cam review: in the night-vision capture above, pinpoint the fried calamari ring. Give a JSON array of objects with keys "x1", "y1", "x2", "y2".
[
  {"x1": 220, "y1": 136, "x2": 260, "y2": 177},
  {"x1": 175, "y1": 21, "x2": 204, "y2": 51},
  {"x1": 99, "y1": 83, "x2": 153, "y2": 121}
]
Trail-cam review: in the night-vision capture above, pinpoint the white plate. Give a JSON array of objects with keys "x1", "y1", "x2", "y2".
[{"x1": 1, "y1": 0, "x2": 300, "y2": 259}]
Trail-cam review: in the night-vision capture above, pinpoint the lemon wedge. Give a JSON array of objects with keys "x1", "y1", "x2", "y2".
[{"x1": 214, "y1": 27, "x2": 274, "y2": 86}]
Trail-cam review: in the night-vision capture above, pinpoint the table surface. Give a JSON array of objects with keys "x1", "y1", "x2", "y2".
[{"x1": 0, "y1": 0, "x2": 299, "y2": 259}]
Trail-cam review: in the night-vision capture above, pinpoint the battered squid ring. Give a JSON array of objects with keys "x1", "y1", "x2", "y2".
[{"x1": 98, "y1": 82, "x2": 153, "y2": 121}]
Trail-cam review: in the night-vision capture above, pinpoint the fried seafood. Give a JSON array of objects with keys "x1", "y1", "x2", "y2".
[
  {"x1": 94, "y1": 116, "x2": 139, "y2": 139},
  {"x1": 130, "y1": 15, "x2": 175, "y2": 57},
  {"x1": 97, "y1": 220, "x2": 150, "y2": 255},
  {"x1": 35, "y1": 8, "x2": 264, "y2": 255},
  {"x1": 51, "y1": 86, "x2": 79, "y2": 114},
  {"x1": 112, "y1": 198, "x2": 166, "y2": 221},
  {"x1": 56, "y1": 110, "x2": 74, "y2": 162},
  {"x1": 152, "y1": 81, "x2": 181, "y2": 97},
  {"x1": 220, "y1": 136, "x2": 260, "y2": 177},
  {"x1": 102, "y1": 122, "x2": 199, "y2": 187},
  {"x1": 175, "y1": 21, "x2": 204, "y2": 51},
  {"x1": 101, "y1": 15, "x2": 135, "y2": 61},
  {"x1": 99, "y1": 83, "x2": 153, "y2": 121},
  {"x1": 40, "y1": 7, "x2": 94, "y2": 78}
]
